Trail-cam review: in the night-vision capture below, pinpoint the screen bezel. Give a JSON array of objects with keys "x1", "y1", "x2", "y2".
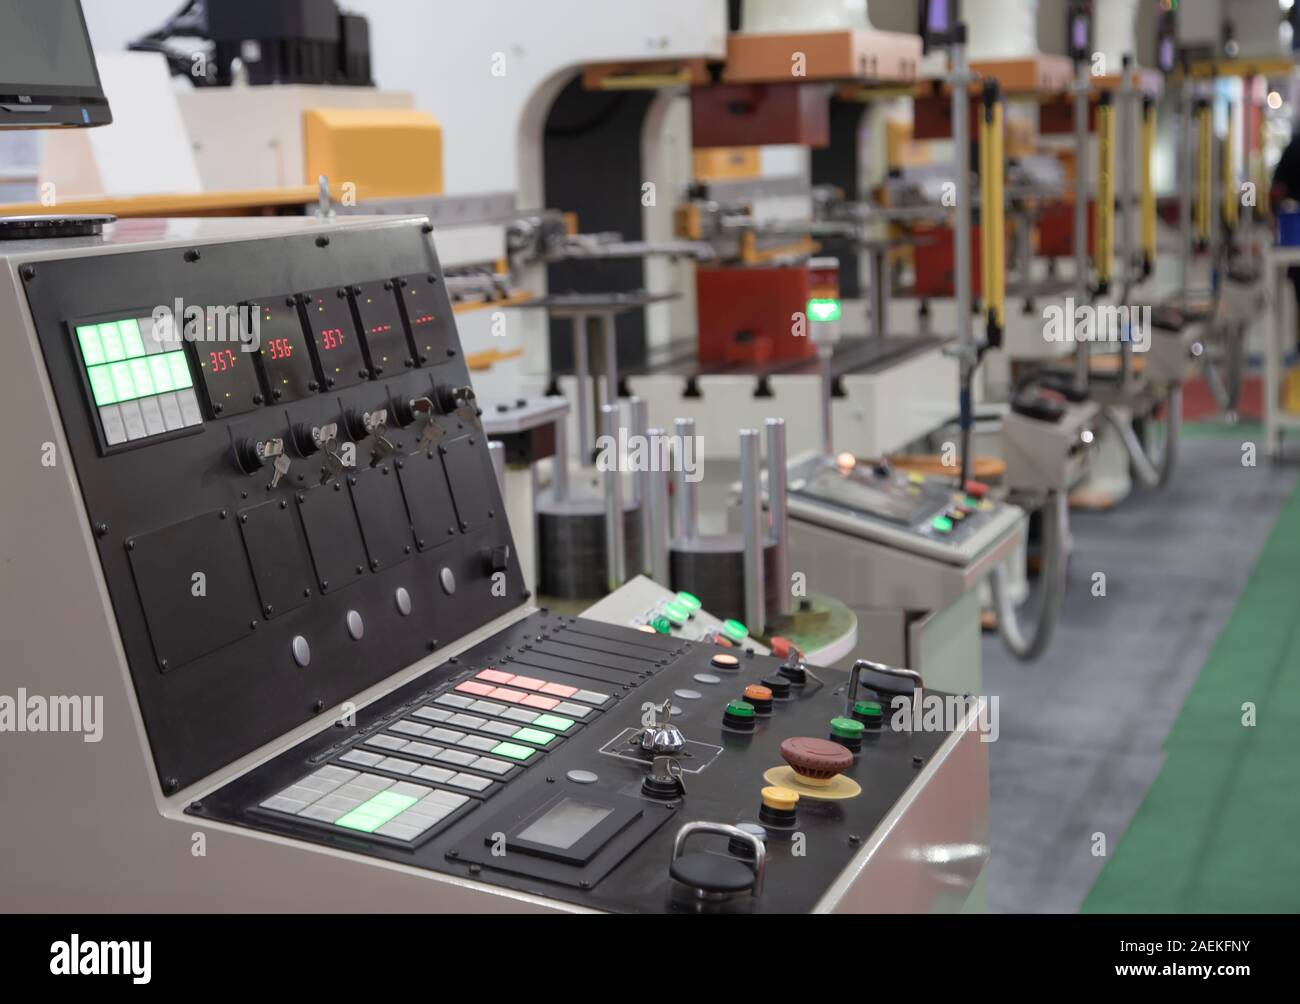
[{"x1": 0, "y1": 0, "x2": 111, "y2": 127}]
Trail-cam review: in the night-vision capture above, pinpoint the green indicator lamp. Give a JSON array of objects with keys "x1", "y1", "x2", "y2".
[
  {"x1": 663, "y1": 602, "x2": 689, "y2": 626},
  {"x1": 676, "y1": 591, "x2": 702, "y2": 613},
  {"x1": 651, "y1": 616, "x2": 672, "y2": 634},
  {"x1": 807, "y1": 297, "x2": 842, "y2": 323},
  {"x1": 722, "y1": 619, "x2": 747, "y2": 642}
]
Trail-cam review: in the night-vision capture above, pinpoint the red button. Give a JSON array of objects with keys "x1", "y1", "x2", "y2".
[
  {"x1": 521, "y1": 694, "x2": 559, "y2": 710},
  {"x1": 963, "y1": 479, "x2": 988, "y2": 498},
  {"x1": 510, "y1": 675, "x2": 545, "y2": 691},
  {"x1": 489, "y1": 687, "x2": 527, "y2": 703},
  {"x1": 455, "y1": 681, "x2": 495, "y2": 696},
  {"x1": 476, "y1": 669, "x2": 515, "y2": 685},
  {"x1": 539, "y1": 682, "x2": 577, "y2": 698}
]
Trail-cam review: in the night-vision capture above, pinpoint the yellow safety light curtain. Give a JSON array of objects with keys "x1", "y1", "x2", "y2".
[
  {"x1": 981, "y1": 80, "x2": 1005, "y2": 345},
  {"x1": 1222, "y1": 102, "x2": 1238, "y2": 229},
  {"x1": 1141, "y1": 95, "x2": 1156, "y2": 277},
  {"x1": 1195, "y1": 97, "x2": 1212, "y2": 250},
  {"x1": 1095, "y1": 90, "x2": 1115, "y2": 295}
]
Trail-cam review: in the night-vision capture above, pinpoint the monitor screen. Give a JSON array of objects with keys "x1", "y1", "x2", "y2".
[{"x1": 0, "y1": 0, "x2": 110, "y2": 128}]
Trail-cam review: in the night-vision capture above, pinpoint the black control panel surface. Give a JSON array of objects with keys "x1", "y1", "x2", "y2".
[
  {"x1": 194, "y1": 612, "x2": 955, "y2": 913},
  {"x1": 23, "y1": 221, "x2": 526, "y2": 791}
]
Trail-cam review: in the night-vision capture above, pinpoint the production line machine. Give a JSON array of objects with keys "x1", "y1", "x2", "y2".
[{"x1": 0, "y1": 214, "x2": 988, "y2": 913}]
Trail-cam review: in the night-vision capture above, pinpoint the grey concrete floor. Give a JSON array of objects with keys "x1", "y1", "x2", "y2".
[{"x1": 980, "y1": 432, "x2": 1297, "y2": 912}]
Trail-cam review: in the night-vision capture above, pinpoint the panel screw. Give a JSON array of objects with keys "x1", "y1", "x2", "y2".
[
  {"x1": 164, "y1": 777, "x2": 179, "y2": 793},
  {"x1": 316, "y1": 236, "x2": 330, "y2": 248},
  {"x1": 19, "y1": 264, "x2": 35, "y2": 281},
  {"x1": 95, "y1": 522, "x2": 109, "y2": 537},
  {"x1": 912, "y1": 755, "x2": 925, "y2": 767},
  {"x1": 313, "y1": 700, "x2": 325, "y2": 712},
  {"x1": 184, "y1": 249, "x2": 200, "y2": 263}
]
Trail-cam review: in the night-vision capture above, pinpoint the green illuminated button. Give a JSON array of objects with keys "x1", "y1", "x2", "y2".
[
  {"x1": 370, "y1": 791, "x2": 417, "y2": 812},
  {"x1": 87, "y1": 365, "x2": 117, "y2": 406},
  {"x1": 166, "y1": 351, "x2": 193, "y2": 389},
  {"x1": 76, "y1": 325, "x2": 105, "y2": 366},
  {"x1": 128, "y1": 358, "x2": 155, "y2": 396},
  {"x1": 491, "y1": 741, "x2": 536, "y2": 762},
  {"x1": 148, "y1": 354, "x2": 175, "y2": 392},
  {"x1": 964, "y1": 496, "x2": 981, "y2": 509},
  {"x1": 722, "y1": 619, "x2": 747, "y2": 643},
  {"x1": 98, "y1": 322, "x2": 125, "y2": 362},
  {"x1": 334, "y1": 810, "x2": 385, "y2": 832},
  {"x1": 108, "y1": 361, "x2": 136, "y2": 401},
  {"x1": 854, "y1": 700, "x2": 883, "y2": 718},
  {"x1": 511, "y1": 727, "x2": 556, "y2": 747},
  {"x1": 676, "y1": 591, "x2": 702, "y2": 613},
  {"x1": 118, "y1": 319, "x2": 146, "y2": 358},
  {"x1": 334, "y1": 791, "x2": 416, "y2": 832},
  {"x1": 662, "y1": 601, "x2": 689, "y2": 626},
  {"x1": 650, "y1": 616, "x2": 671, "y2": 634},
  {"x1": 531, "y1": 714, "x2": 574, "y2": 733},
  {"x1": 931, "y1": 515, "x2": 954, "y2": 534},
  {"x1": 830, "y1": 716, "x2": 864, "y2": 740},
  {"x1": 725, "y1": 700, "x2": 755, "y2": 718}
]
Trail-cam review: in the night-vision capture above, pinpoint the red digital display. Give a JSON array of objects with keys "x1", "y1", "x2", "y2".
[
  {"x1": 303, "y1": 288, "x2": 367, "y2": 388},
  {"x1": 255, "y1": 300, "x2": 317, "y2": 403},
  {"x1": 266, "y1": 336, "x2": 294, "y2": 361},
  {"x1": 196, "y1": 322, "x2": 262, "y2": 418},
  {"x1": 348, "y1": 280, "x2": 412, "y2": 375}
]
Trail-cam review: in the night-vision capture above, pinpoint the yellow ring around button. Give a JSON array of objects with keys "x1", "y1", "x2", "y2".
[{"x1": 761, "y1": 785, "x2": 800, "y2": 811}]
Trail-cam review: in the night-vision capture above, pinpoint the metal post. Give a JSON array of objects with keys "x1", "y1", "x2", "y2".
[
  {"x1": 765, "y1": 418, "x2": 792, "y2": 617},
  {"x1": 572, "y1": 313, "x2": 591, "y2": 464},
  {"x1": 739, "y1": 428, "x2": 766, "y2": 638},
  {"x1": 952, "y1": 28, "x2": 973, "y2": 356},
  {"x1": 1118, "y1": 55, "x2": 1134, "y2": 394},
  {"x1": 1179, "y1": 69, "x2": 1193, "y2": 314},
  {"x1": 674, "y1": 416, "x2": 699, "y2": 541},
  {"x1": 1073, "y1": 58, "x2": 1091, "y2": 394},
  {"x1": 627, "y1": 396, "x2": 651, "y2": 569},
  {"x1": 601, "y1": 403, "x2": 626, "y2": 591},
  {"x1": 818, "y1": 345, "x2": 834, "y2": 457},
  {"x1": 600, "y1": 310, "x2": 620, "y2": 411},
  {"x1": 552, "y1": 404, "x2": 569, "y2": 502},
  {"x1": 645, "y1": 427, "x2": 671, "y2": 586}
]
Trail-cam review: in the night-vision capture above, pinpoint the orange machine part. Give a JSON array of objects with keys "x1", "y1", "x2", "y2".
[
  {"x1": 912, "y1": 225, "x2": 983, "y2": 299},
  {"x1": 695, "y1": 265, "x2": 816, "y2": 365}
]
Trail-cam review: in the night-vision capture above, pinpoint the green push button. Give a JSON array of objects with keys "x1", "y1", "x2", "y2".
[
  {"x1": 662, "y1": 601, "x2": 689, "y2": 626},
  {"x1": 651, "y1": 616, "x2": 671, "y2": 634},
  {"x1": 76, "y1": 325, "x2": 105, "y2": 366},
  {"x1": 830, "y1": 716, "x2": 864, "y2": 740},
  {"x1": 931, "y1": 515, "x2": 954, "y2": 534},
  {"x1": 532, "y1": 713, "x2": 574, "y2": 733},
  {"x1": 511, "y1": 727, "x2": 556, "y2": 747},
  {"x1": 854, "y1": 700, "x2": 883, "y2": 718},
  {"x1": 725, "y1": 700, "x2": 755, "y2": 718},
  {"x1": 722, "y1": 619, "x2": 747, "y2": 643},
  {"x1": 491, "y1": 741, "x2": 536, "y2": 762},
  {"x1": 964, "y1": 496, "x2": 981, "y2": 509},
  {"x1": 676, "y1": 591, "x2": 702, "y2": 613}
]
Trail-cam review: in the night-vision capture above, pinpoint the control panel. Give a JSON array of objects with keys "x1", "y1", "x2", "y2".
[
  {"x1": 22, "y1": 218, "x2": 525, "y2": 791},
  {"x1": 194, "y1": 609, "x2": 972, "y2": 913},
  {"x1": 581, "y1": 575, "x2": 769, "y2": 652},
  {"x1": 785, "y1": 453, "x2": 1023, "y2": 565}
]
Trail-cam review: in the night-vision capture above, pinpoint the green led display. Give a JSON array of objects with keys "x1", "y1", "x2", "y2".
[{"x1": 78, "y1": 314, "x2": 194, "y2": 408}]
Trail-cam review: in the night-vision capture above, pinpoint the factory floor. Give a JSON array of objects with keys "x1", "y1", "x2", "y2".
[{"x1": 981, "y1": 422, "x2": 1300, "y2": 913}]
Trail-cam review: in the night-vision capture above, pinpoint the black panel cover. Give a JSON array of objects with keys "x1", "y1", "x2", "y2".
[
  {"x1": 238, "y1": 498, "x2": 313, "y2": 619},
  {"x1": 297, "y1": 483, "x2": 367, "y2": 593},
  {"x1": 396, "y1": 449, "x2": 459, "y2": 551},
  {"x1": 128, "y1": 509, "x2": 259, "y2": 670},
  {"x1": 441, "y1": 434, "x2": 493, "y2": 533},
  {"x1": 348, "y1": 465, "x2": 415, "y2": 571}
]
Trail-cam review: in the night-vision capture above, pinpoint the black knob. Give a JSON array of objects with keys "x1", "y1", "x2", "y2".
[
  {"x1": 389, "y1": 394, "x2": 417, "y2": 428},
  {"x1": 481, "y1": 544, "x2": 510, "y2": 575},
  {"x1": 234, "y1": 437, "x2": 266, "y2": 475},
  {"x1": 291, "y1": 423, "x2": 320, "y2": 457},
  {"x1": 343, "y1": 409, "x2": 369, "y2": 441}
]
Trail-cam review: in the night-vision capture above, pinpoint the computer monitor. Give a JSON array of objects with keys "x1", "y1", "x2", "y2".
[{"x1": 0, "y1": 0, "x2": 111, "y2": 129}]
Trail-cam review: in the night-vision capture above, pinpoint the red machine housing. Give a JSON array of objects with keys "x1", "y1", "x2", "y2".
[{"x1": 695, "y1": 265, "x2": 817, "y2": 365}]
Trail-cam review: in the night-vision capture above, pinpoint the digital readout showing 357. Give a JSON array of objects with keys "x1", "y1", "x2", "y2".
[{"x1": 303, "y1": 288, "x2": 367, "y2": 389}]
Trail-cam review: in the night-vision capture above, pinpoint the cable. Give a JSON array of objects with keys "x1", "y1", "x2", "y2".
[
  {"x1": 1103, "y1": 384, "x2": 1181, "y2": 489},
  {"x1": 990, "y1": 489, "x2": 1068, "y2": 661}
]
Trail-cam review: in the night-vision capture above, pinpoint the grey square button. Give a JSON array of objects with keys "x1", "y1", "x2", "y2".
[
  {"x1": 412, "y1": 764, "x2": 455, "y2": 783},
  {"x1": 448, "y1": 714, "x2": 487, "y2": 730},
  {"x1": 469, "y1": 757, "x2": 512, "y2": 775},
  {"x1": 376, "y1": 757, "x2": 419, "y2": 775},
  {"x1": 339, "y1": 750, "x2": 383, "y2": 767},
  {"x1": 457, "y1": 735, "x2": 497, "y2": 752},
  {"x1": 434, "y1": 694, "x2": 474, "y2": 709},
  {"x1": 433, "y1": 749, "x2": 476, "y2": 766},
  {"x1": 447, "y1": 773, "x2": 493, "y2": 792}
]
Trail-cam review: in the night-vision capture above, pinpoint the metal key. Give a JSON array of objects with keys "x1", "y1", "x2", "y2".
[{"x1": 270, "y1": 452, "x2": 292, "y2": 488}]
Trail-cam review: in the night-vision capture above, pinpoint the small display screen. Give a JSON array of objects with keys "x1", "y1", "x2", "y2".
[
  {"x1": 1071, "y1": 15, "x2": 1089, "y2": 55},
  {"x1": 794, "y1": 465, "x2": 934, "y2": 526},
  {"x1": 350, "y1": 281, "x2": 411, "y2": 376},
  {"x1": 398, "y1": 274, "x2": 442, "y2": 361},
  {"x1": 1158, "y1": 37, "x2": 1175, "y2": 74},
  {"x1": 195, "y1": 310, "x2": 262, "y2": 417},
  {"x1": 303, "y1": 288, "x2": 367, "y2": 389},
  {"x1": 516, "y1": 798, "x2": 613, "y2": 851},
  {"x1": 253, "y1": 300, "x2": 316, "y2": 403},
  {"x1": 74, "y1": 315, "x2": 201, "y2": 447},
  {"x1": 927, "y1": 0, "x2": 949, "y2": 34}
]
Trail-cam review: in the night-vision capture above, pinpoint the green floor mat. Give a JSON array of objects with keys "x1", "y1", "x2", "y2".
[{"x1": 1083, "y1": 476, "x2": 1300, "y2": 913}]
